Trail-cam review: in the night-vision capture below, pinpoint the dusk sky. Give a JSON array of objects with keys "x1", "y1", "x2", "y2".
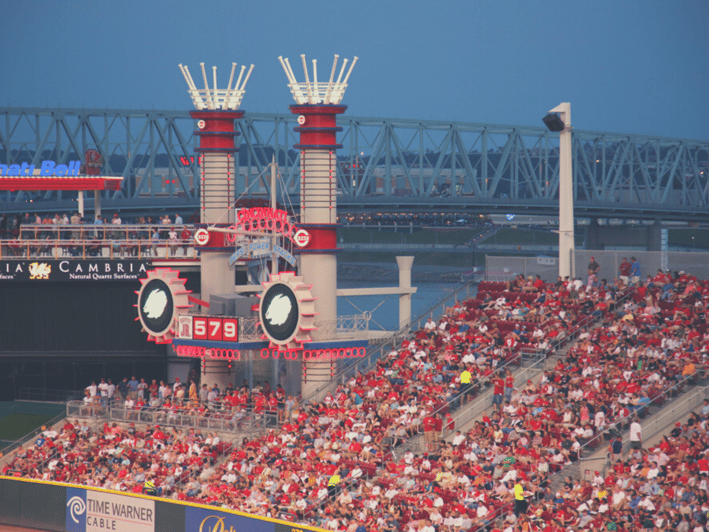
[{"x1": 2, "y1": 0, "x2": 707, "y2": 140}]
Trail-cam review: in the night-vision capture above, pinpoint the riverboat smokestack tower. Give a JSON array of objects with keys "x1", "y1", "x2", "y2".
[
  {"x1": 179, "y1": 61, "x2": 254, "y2": 389},
  {"x1": 279, "y1": 54, "x2": 357, "y2": 396}
]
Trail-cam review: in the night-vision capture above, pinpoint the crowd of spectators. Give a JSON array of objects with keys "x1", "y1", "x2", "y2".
[
  {"x1": 4, "y1": 270, "x2": 709, "y2": 532},
  {"x1": 1, "y1": 418, "x2": 226, "y2": 497},
  {"x1": 79, "y1": 375, "x2": 293, "y2": 429}
]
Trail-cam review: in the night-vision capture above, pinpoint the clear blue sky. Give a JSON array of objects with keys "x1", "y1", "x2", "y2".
[{"x1": 2, "y1": 0, "x2": 707, "y2": 140}]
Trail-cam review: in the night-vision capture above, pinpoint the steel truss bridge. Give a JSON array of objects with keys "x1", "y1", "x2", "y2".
[{"x1": 1, "y1": 107, "x2": 707, "y2": 222}]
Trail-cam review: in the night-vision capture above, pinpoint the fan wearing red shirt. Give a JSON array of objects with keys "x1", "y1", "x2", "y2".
[
  {"x1": 540, "y1": 408, "x2": 559, "y2": 423},
  {"x1": 491, "y1": 375, "x2": 505, "y2": 413},
  {"x1": 504, "y1": 373, "x2": 515, "y2": 402},
  {"x1": 253, "y1": 394, "x2": 266, "y2": 413},
  {"x1": 433, "y1": 416, "x2": 443, "y2": 450}
]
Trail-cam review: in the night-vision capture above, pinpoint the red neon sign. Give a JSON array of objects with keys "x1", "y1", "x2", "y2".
[
  {"x1": 179, "y1": 156, "x2": 203, "y2": 166},
  {"x1": 260, "y1": 347, "x2": 367, "y2": 360},
  {"x1": 175, "y1": 345, "x2": 241, "y2": 360},
  {"x1": 174, "y1": 345, "x2": 366, "y2": 361},
  {"x1": 224, "y1": 207, "x2": 296, "y2": 244}
]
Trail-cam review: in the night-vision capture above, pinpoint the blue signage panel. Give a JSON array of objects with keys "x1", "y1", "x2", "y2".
[
  {"x1": 0, "y1": 160, "x2": 81, "y2": 176},
  {"x1": 186, "y1": 506, "x2": 275, "y2": 532},
  {"x1": 66, "y1": 487, "x2": 87, "y2": 532}
]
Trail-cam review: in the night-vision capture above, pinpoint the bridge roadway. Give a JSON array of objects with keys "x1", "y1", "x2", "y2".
[
  {"x1": 338, "y1": 195, "x2": 707, "y2": 222},
  {"x1": 0, "y1": 195, "x2": 704, "y2": 224},
  {"x1": 1, "y1": 107, "x2": 707, "y2": 222}
]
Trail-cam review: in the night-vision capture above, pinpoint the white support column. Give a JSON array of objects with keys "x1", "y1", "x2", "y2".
[
  {"x1": 551, "y1": 103, "x2": 575, "y2": 279},
  {"x1": 78, "y1": 191, "x2": 84, "y2": 217},
  {"x1": 396, "y1": 256, "x2": 414, "y2": 330},
  {"x1": 94, "y1": 191, "x2": 101, "y2": 219}
]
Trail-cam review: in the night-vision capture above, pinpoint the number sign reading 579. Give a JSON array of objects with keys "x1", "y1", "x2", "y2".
[{"x1": 190, "y1": 316, "x2": 239, "y2": 342}]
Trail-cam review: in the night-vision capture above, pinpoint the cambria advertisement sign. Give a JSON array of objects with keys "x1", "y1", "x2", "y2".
[{"x1": 0, "y1": 260, "x2": 149, "y2": 282}]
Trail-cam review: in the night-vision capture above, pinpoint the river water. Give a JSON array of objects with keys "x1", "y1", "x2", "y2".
[{"x1": 337, "y1": 279, "x2": 464, "y2": 332}]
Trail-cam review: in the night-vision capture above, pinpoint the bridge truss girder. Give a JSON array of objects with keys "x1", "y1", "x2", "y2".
[{"x1": 1, "y1": 108, "x2": 707, "y2": 221}]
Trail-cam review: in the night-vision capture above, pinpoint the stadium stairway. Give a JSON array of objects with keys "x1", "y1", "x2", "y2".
[
  {"x1": 392, "y1": 342, "x2": 574, "y2": 458},
  {"x1": 552, "y1": 371, "x2": 709, "y2": 492},
  {"x1": 466, "y1": 226, "x2": 500, "y2": 247}
]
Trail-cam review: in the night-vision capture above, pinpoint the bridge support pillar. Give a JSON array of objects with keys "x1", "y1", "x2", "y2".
[{"x1": 648, "y1": 221, "x2": 662, "y2": 252}]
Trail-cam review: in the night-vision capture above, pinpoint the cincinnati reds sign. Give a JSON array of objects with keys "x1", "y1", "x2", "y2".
[
  {"x1": 194, "y1": 228, "x2": 210, "y2": 246},
  {"x1": 226, "y1": 207, "x2": 296, "y2": 243},
  {"x1": 293, "y1": 228, "x2": 311, "y2": 248},
  {"x1": 196, "y1": 208, "x2": 313, "y2": 250}
]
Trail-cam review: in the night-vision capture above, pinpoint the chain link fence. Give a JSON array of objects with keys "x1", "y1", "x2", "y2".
[{"x1": 486, "y1": 250, "x2": 709, "y2": 283}]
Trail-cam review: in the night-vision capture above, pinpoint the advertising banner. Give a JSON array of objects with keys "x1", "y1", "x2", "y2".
[
  {"x1": 186, "y1": 506, "x2": 274, "y2": 532},
  {"x1": 0, "y1": 478, "x2": 326, "y2": 532},
  {"x1": 0, "y1": 260, "x2": 149, "y2": 281},
  {"x1": 66, "y1": 487, "x2": 155, "y2": 532},
  {"x1": 185, "y1": 505, "x2": 320, "y2": 532}
]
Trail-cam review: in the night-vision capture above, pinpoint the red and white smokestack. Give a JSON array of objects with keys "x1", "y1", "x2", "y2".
[
  {"x1": 179, "y1": 61, "x2": 254, "y2": 390},
  {"x1": 279, "y1": 54, "x2": 357, "y2": 396},
  {"x1": 179, "y1": 62, "x2": 253, "y2": 223}
]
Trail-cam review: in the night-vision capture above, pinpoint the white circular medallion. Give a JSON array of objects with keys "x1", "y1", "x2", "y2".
[
  {"x1": 297, "y1": 115, "x2": 306, "y2": 126},
  {"x1": 197, "y1": 119, "x2": 206, "y2": 130},
  {"x1": 293, "y1": 228, "x2": 311, "y2": 248},
  {"x1": 194, "y1": 228, "x2": 210, "y2": 246},
  {"x1": 258, "y1": 272, "x2": 316, "y2": 350},
  {"x1": 136, "y1": 269, "x2": 191, "y2": 344}
]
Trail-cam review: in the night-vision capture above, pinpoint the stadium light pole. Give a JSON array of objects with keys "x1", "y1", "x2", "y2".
[{"x1": 543, "y1": 103, "x2": 574, "y2": 279}]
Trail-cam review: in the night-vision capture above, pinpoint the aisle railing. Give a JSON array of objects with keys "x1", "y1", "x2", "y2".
[
  {"x1": 299, "y1": 280, "x2": 478, "y2": 404},
  {"x1": 65, "y1": 400, "x2": 278, "y2": 435}
]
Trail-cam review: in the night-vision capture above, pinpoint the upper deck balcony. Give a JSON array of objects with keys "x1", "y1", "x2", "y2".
[{"x1": 0, "y1": 223, "x2": 199, "y2": 261}]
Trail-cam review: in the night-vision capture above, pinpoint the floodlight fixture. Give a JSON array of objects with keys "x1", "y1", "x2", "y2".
[{"x1": 543, "y1": 112, "x2": 565, "y2": 132}]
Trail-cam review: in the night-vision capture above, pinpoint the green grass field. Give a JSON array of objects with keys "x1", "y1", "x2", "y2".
[{"x1": 0, "y1": 401, "x2": 65, "y2": 449}]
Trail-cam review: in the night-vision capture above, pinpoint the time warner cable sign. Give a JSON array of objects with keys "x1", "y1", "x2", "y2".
[{"x1": 66, "y1": 487, "x2": 155, "y2": 532}]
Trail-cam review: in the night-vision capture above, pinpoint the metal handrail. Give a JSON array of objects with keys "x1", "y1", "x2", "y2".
[
  {"x1": 299, "y1": 280, "x2": 478, "y2": 404},
  {"x1": 301, "y1": 464, "x2": 378, "y2": 519},
  {"x1": 239, "y1": 314, "x2": 370, "y2": 343},
  {"x1": 446, "y1": 354, "x2": 549, "y2": 435},
  {"x1": 577, "y1": 368, "x2": 709, "y2": 459},
  {"x1": 544, "y1": 285, "x2": 634, "y2": 353},
  {"x1": 65, "y1": 401, "x2": 278, "y2": 435},
  {"x1": 1, "y1": 223, "x2": 201, "y2": 260},
  {"x1": 392, "y1": 348, "x2": 547, "y2": 455}
]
